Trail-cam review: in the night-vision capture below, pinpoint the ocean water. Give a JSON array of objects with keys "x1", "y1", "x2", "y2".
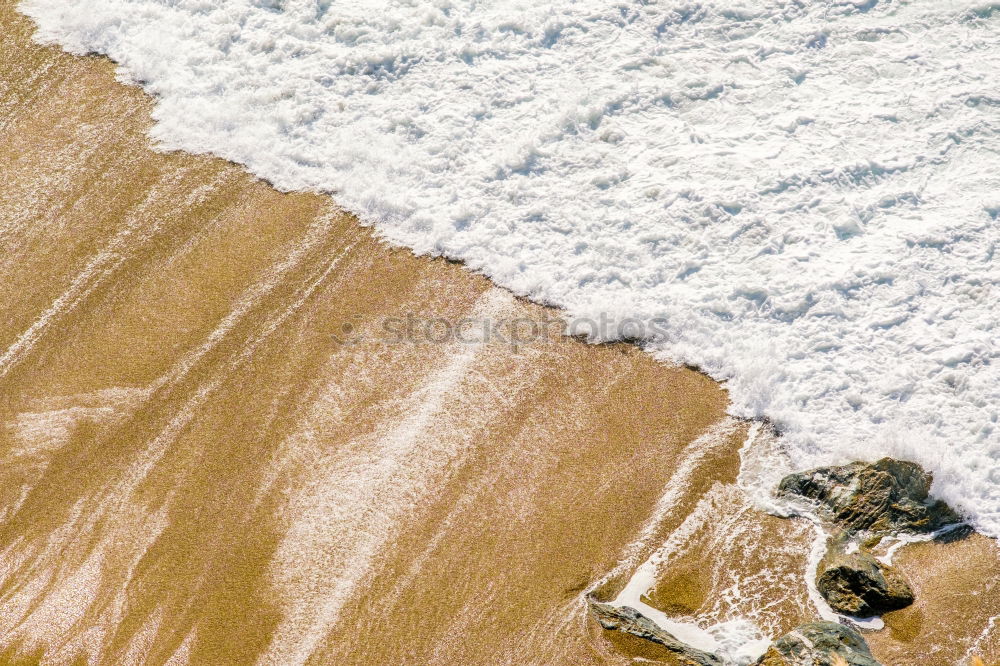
[{"x1": 19, "y1": 0, "x2": 1000, "y2": 533}]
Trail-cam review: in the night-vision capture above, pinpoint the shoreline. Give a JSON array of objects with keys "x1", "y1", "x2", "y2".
[
  {"x1": 0, "y1": 4, "x2": 734, "y2": 662},
  {"x1": 3, "y1": 2, "x2": 999, "y2": 664}
]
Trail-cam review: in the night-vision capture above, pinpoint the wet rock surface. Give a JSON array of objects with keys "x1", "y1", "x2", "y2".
[
  {"x1": 753, "y1": 621, "x2": 883, "y2": 666},
  {"x1": 816, "y1": 548, "x2": 914, "y2": 617},
  {"x1": 588, "y1": 601, "x2": 723, "y2": 666},
  {"x1": 777, "y1": 457, "x2": 961, "y2": 535}
]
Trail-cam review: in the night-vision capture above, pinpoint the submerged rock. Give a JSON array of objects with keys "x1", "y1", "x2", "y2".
[
  {"x1": 777, "y1": 457, "x2": 960, "y2": 535},
  {"x1": 753, "y1": 621, "x2": 882, "y2": 666},
  {"x1": 816, "y1": 549, "x2": 914, "y2": 617},
  {"x1": 588, "y1": 601, "x2": 723, "y2": 666}
]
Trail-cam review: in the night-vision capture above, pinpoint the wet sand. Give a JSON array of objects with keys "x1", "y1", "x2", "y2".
[{"x1": 2, "y1": 2, "x2": 998, "y2": 664}]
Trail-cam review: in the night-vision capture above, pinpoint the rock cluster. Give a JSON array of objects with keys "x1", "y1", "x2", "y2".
[
  {"x1": 777, "y1": 457, "x2": 963, "y2": 619},
  {"x1": 588, "y1": 602, "x2": 884, "y2": 666},
  {"x1": 591, "y1": 458, "x2": 962, "y2": 663}
]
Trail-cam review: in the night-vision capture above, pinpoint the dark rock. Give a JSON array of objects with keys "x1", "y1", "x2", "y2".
[
  {"x1": 588, "y1": 601, "x2": 723, "y2": 666},
  {"x1": 816, "y1": 548, "x2": 914, "y2": 617},
  {"x1": 777, "y1": 457, "x2": 961, "y2": 535},
  {"x1": 753, "y1": 621, "x2": 882, "y2": 666}
]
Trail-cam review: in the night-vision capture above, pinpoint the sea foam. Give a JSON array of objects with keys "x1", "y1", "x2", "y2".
[{"x1": 18, "y1": 0, "x2": 1000, "y2": 533}]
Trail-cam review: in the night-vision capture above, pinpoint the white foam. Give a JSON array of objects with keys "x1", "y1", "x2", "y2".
[{"x1": 17, "y1": 0, "x2": 1000, "y2": 533}]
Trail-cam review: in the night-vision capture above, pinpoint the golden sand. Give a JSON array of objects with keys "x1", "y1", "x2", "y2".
[
  {"x1": 2, "y1": 2, "x2": 998, "y2": 664},
  {"x1": 866, "y1": 532, "x2": 1000, "y2": 664}
]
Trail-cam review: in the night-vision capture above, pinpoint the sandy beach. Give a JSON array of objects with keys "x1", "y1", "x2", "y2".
[{"x1": 2, "y1": 2, "x2": 998, "y2": 664}]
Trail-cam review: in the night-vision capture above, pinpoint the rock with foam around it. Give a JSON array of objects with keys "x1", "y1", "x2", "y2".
[
  {"x1": 753, "y1": 621, "x2": 882, "y2": 666},
  {"x1": 777, "y1": 457, "x2": 960, "y2": 535},
  {"x1": 588, "y1": 601, "x2": 723, "y2": 666}
]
